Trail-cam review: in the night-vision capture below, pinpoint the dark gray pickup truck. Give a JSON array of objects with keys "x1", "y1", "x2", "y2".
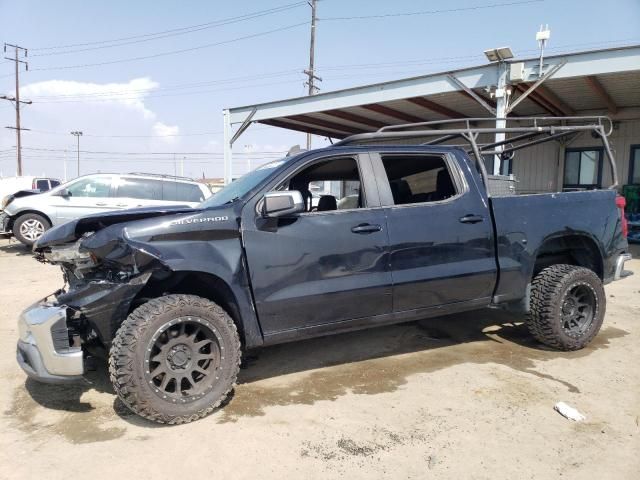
[{"x1": 17, "y1": 117, "x2": 632, "y2": 424}]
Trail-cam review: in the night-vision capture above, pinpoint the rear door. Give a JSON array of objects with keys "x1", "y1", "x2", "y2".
[
  {"x1": 54, "y1": 175, "x2": 117, "y2": 223},
  {"x1": 370, "y1": 150, "x2": 496, "y2": 312}
]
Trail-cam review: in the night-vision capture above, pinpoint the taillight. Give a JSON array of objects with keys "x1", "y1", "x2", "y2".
[
  {"x1": 616, "y1": 195, "x2": 628, "y2": 238},
  {"x1": 32, "y1": 180, "x2": 36, "y2": 189}
]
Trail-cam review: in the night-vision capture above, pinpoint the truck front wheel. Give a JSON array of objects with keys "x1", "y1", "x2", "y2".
[
  {"x1": 526, "y1": 264, "x2": 605, "y2": 351},
  {"x1": 109, "y1": 294, "x2": 241, "y2": 424}
]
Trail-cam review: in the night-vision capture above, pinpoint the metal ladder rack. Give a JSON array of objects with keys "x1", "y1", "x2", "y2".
[{"x1": 334, "y1": 116, "x2": 618, "y2": 191}]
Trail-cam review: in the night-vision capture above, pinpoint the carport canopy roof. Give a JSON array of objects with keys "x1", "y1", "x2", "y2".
[{"x1": 227, "y1": 45, "x2": 640, "y2": 140}]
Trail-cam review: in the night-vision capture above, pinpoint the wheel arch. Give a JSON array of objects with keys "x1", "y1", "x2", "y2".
[
  {"x1": 532, "y1": 232, "x2": 604, "y2": 280},
  {"x1": 131, "y1": 269, "x2": 263, "y2": 349},
  {"x1": 10, "y1": 209, "x2": 53, "y2": 230}
]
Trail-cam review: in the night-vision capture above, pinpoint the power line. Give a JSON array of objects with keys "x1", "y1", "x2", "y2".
[
  {"x1": 23, "y1": 124, "x2": 276, "y2": 138},
  {"x1": 31, "y1": 22, "x2": 309, "y2": 71},
  {"x1": 26, "y1": 69, "x2": 304, "y2": 99},
  {"x1": 18, "y1": 124, "x2": 279, "y2": 138},
  {"x1": 319, "y1": 0, "x2": 543, "y2": 21},
  {"x1": 22, "y1": 78, "x2": 307, "y2": 104},
  {"x1": 30, "y1": 2, "x2": 306, "y2": 53},
  {"x1": 20, "y1": 146, "x2": 286, "y2": 155}
]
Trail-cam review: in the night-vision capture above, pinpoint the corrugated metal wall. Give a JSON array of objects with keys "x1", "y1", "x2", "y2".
[{"x1": 512, "y1": 119, "x2": 640, "y2": 193}]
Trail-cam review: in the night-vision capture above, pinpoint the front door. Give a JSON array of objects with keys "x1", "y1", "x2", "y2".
[
  {"x1": 242, "y1": 154, "x2": 392, "y2": 335},
  {"x1": 371, "y1": 151, "x2": 497, "y2": 312},
  {"x1": 53, "y1": 175, "x2": 117, "y2": 224}
]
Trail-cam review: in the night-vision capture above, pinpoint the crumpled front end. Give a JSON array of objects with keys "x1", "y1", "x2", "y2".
[{"x1": 19, "y1": 225, "x2": 163, "y2": 383}]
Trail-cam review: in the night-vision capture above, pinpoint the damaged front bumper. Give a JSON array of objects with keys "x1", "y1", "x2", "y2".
[{"x1": 16, "y1": 298, "x2": 84, "y2": 383}]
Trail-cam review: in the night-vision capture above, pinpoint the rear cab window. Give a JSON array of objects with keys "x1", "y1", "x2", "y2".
[{"x1": 35, "y1": 179, "x2": 49, "y2": 191}]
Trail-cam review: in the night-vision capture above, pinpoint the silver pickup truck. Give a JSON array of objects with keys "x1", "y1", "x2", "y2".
[{"x1": 1, "y1": 173, "x2": 212, "y2": 246}]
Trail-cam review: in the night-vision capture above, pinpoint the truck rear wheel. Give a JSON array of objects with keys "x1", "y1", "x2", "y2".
[
  {"x1": 526, "y1": 264, "x2": 605, "y2": 351},
  {"x1": 109, "y1": 294, "x2": 241, "y2": 424}
]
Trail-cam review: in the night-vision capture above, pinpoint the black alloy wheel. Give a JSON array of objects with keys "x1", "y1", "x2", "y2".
[{"x1": 145, "y1": 317, "x2": 223, "y2": 403}]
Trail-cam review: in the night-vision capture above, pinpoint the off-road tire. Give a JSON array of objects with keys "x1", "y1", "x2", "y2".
[
  {"x1": 109, "y1": 294, "x2": 241, "y2": 424},
  {"x1": 13, "y1": 213, "x2": 51, "y2": 246},
  {"x1": 526, "y1": 264, "x2": 605, "y2": 351}
]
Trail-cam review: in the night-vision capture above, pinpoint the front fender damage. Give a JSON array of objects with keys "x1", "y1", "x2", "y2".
[{"x1": 42, "y1": 225, "x2": 170, "y2": 348}]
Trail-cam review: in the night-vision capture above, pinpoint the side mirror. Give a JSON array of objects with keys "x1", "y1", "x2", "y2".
[
  {"x1": 55, "y1": 188, "x2": 71, "y2": 197},
  {"x1": 261, "y1": 190, "x2": 305, "y2": 218}
]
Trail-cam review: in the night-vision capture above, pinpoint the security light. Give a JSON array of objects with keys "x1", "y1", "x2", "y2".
[{"x1": 484, "y1": 47, "x2": 514, "y2": 62}]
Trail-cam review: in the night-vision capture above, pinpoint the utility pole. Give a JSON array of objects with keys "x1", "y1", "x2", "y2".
[
  {"x1": 2, "y1": 43, "x2": 31, "y2": 176},
  {"x1": 70, "y1": 131, "x2": 82, "y2": 177},
  {"x1": 304, "y1": 0, "x2": 321, "y2": 149}
]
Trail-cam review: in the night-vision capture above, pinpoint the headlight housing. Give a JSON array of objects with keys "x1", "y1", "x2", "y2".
[
  {"x1": 44, "y1": 238, "x2": 99, "y2": 275},
  {"x1": 1, "y1": 194, "x2": 13, "y2": 210}
]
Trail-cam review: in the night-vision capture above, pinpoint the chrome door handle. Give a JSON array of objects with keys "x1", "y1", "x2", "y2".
[
  {"x1": 351, "y1": 223, "x2": 382, "y2": 234},
  {"x1": 116, "y1": 203, "x2": 128, "y2": 207},
  {"x1": 459, "y1": 214, "x2": 484, "y2": 224},
  {"x1": 95, "y1": 202, "x2": 108, "y2": 206}
]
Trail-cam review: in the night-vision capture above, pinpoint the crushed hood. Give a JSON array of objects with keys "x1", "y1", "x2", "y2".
[{"x1": 34, "y1": 205, "x2": 196, "y2": 250}]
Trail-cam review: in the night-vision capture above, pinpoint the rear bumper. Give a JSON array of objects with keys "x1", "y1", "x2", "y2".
[
  {"x1": 16, "y1": 300, "x2": 84, "y2": 383},
  {"x1": 614, "y1": 253, "x2": 633, "y2": 281}
]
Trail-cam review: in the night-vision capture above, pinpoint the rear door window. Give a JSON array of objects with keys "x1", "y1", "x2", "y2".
[
  {"x1": 162, "y1": 182, "x2": 205, "y2": 202},
  {"x1": 116, "y1": 177, "x2": 164, "y2": 200},
  {"x1": 381, "y1": 155, "x2": 458, "y2": 205}
]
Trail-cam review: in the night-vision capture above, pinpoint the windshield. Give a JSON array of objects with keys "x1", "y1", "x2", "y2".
[{"x1": 200, "y1": 158, "x2": 287, "y2": 208}]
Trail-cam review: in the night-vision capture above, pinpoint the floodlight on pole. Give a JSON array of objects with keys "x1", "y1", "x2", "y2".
[
  {"x1": 70, "y1": 131, "x2": 83, "y2": 177},
  {"x1": 483, "y1": 47, "x2": 514, "y2": 62},
  {"x1": 536, "y1": 25, "x2": 551, "y2": 76}
]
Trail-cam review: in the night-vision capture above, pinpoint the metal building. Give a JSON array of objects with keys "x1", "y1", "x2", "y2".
[{"x1": 223, "y1": 45, "x2": 640, "y2": 199}]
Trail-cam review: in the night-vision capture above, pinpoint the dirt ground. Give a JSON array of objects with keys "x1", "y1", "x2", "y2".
[{"x1": 0, "y1": 237, "x2": 638, "y2": 480}]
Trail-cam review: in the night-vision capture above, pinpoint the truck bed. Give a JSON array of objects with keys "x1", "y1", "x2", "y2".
[{"x1": 490, "y1": 189, "x2": 626, "y2": 304}]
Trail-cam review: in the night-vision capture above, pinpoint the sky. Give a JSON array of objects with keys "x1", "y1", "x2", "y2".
[{"x1": 0, "y1": 0, "x2": 639, "y2": 181}]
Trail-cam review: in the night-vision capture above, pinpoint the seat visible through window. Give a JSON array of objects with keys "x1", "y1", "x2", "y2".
[
  {"x1": 382, "y1": 155, "x2": 457, "y2": 205},
  {"x1": 284, "y1": 157, "x2": 364, "y2": 212}
]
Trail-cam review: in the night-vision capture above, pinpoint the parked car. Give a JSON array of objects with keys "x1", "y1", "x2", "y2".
[
  {"x1": 1, "y1": 173, "x2": 212, "y2": 246},
  {"x1": 0, "y1": 176, "x2": 61, "y2": 204},
  {"x1": 17, "y1": 119, "x2": 632, "y2": 425}
]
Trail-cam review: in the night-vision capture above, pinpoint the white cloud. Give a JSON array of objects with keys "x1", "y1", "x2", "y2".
[
  {"x1": 0, "y1": 77, "x2": 199, "y2": 178},
  {"x1": 21, "y1": 77, "x2": 160, "y2": 119},
  {"x1": 152, "y1": 121, "x2": 180, "y2": 142}
]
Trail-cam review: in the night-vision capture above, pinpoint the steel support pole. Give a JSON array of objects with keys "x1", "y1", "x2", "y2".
[
  {"x1": 223, "y1": 109, "x2": 232, "y2": 185},
  {"x1": 493, "y1": 62, "x2": 509, "y2": 175}
]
